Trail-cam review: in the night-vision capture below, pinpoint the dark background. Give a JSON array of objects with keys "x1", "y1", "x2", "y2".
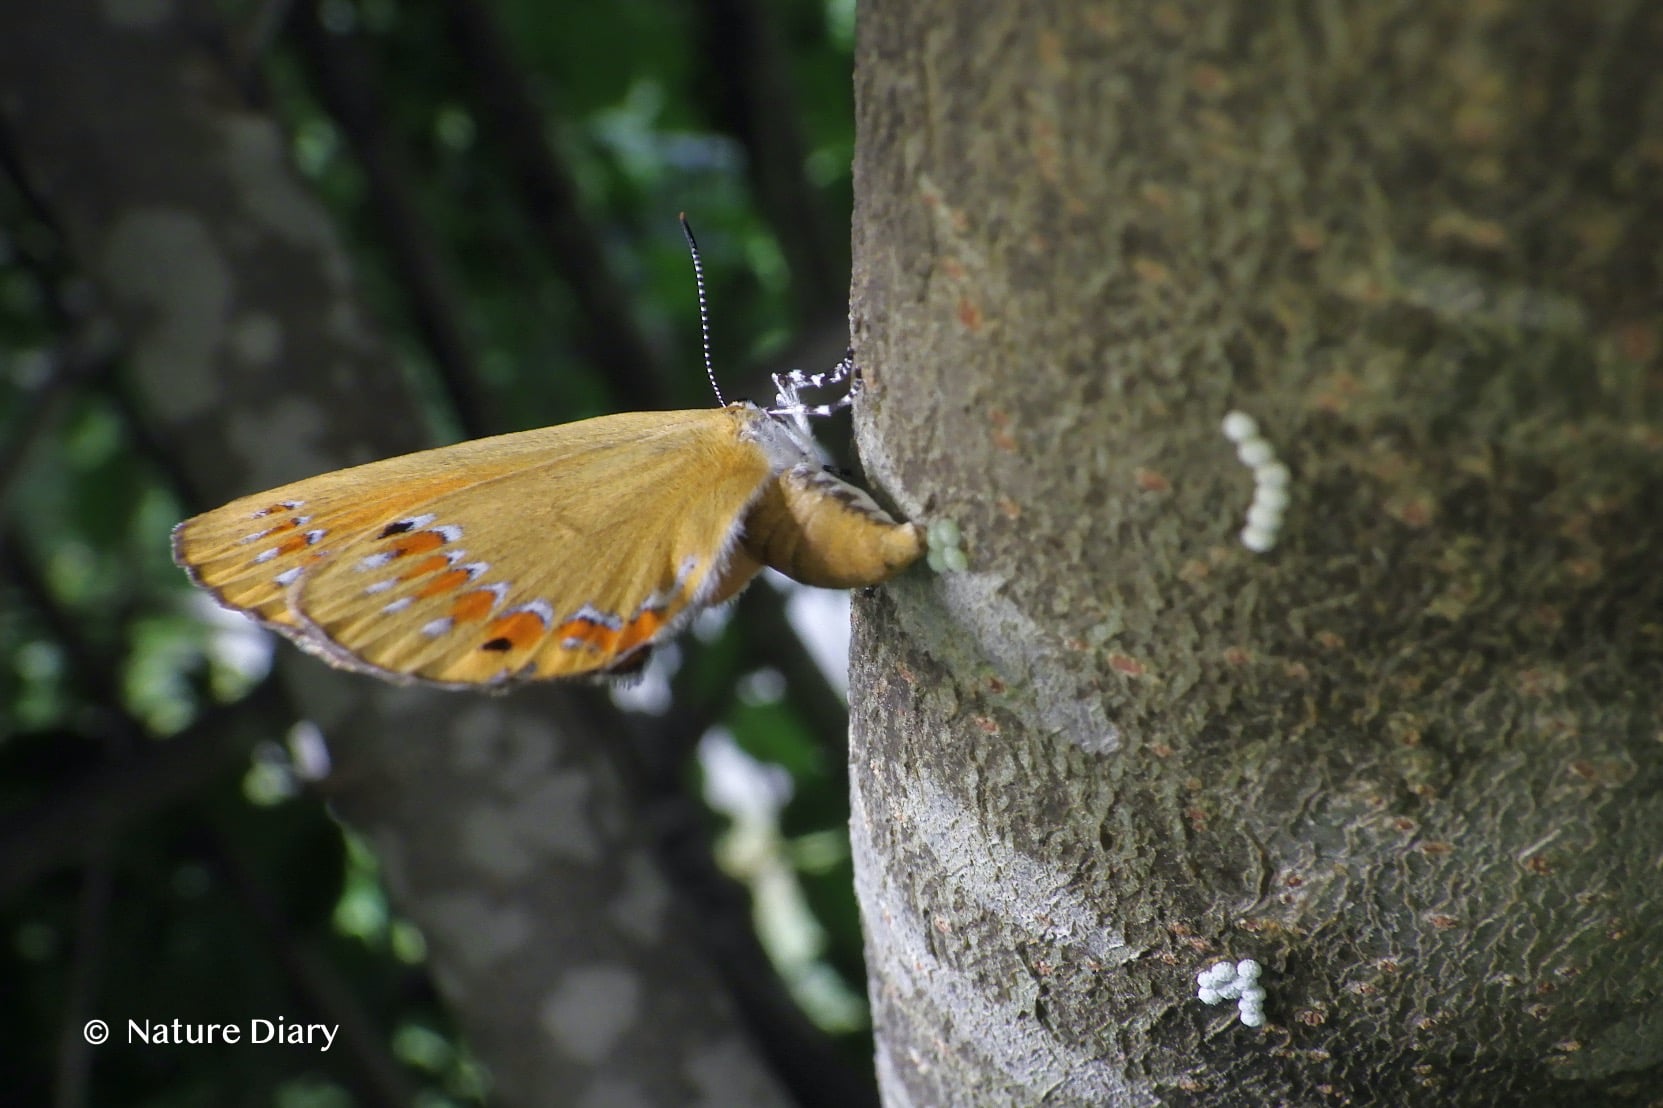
[{"x1": 0, "y1": 0, "x2": 866, "y2": 1103}]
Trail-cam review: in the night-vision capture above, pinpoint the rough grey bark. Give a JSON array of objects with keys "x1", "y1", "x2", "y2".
[
  {"x1": 847, "y1": 1, "x2": 1663, "y2": 1105},
  {"x1": 0, "y1": 3, "x2": 796, "y2": 1105}
]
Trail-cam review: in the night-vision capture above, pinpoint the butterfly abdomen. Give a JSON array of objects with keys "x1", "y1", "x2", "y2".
[{"x1": 743, "y1": 464, "x2": 923, "y2": 589}]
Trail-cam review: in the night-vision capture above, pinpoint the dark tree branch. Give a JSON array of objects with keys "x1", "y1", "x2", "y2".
[
  {"x1": 287, "y1": 0, "x2": 491, "y2": 435},
  {"x1": 695, "y1": 0, "x2": 846, "y2": 320},
  {"x1": 209, "y1": 833, "x2": 420, "y2": 1108},
  {"x1": 0, "y1": 530, "x2": 140, "y2": 753},
  {"x1": 53, "y1": 849, "x2": 111, "y2": 1108},
  {"x1": 0, "y1": 680, "x2": 287, "y2": 903},
  {"x1": 440, "y1": 0, "x2": 667, "y2": 409}
]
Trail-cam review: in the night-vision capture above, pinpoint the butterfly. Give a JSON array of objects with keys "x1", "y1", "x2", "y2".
[{"x1": 171, "y1": 356, "x2": 923, "y2": 688}]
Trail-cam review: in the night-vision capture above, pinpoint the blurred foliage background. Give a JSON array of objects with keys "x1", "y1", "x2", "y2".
[{"x1": 0, "y1": 0, "x2": 868, "y2": 1103}]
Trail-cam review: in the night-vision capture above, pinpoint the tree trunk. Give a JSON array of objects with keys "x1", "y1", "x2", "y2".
[{"x1": 847, "y1": 0, "x2": 1663, "y2": 1104}]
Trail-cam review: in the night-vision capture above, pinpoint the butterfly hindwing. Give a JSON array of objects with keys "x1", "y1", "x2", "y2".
[
  {"x1": 173, "y1": 407, "x2": 780, "y2": 685},
  {"x1": 170, "y1": 465, "x2": 485, "y2": 634}
]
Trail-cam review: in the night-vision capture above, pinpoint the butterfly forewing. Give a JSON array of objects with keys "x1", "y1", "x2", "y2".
[{"x1": 173, "y1": 407, "x2": 777, "y2": 685}]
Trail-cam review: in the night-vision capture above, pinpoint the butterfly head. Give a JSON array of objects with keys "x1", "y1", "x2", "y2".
[{"x1": 680, "y1": 214, "x2": 859, "y2": 436}]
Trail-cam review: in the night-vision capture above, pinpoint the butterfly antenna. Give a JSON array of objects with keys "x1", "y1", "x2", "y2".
[{"x1": 679, "y1": 213, "x2": 725, "y2": 407}]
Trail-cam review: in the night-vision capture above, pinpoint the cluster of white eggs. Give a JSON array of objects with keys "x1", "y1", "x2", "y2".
[
  {"x1": 1221, "y1": 411, "x2": 1289, "y2": 553},
  {"x1": 926, "y1": 518, "x2": 969, "y2": 573},
  {"x1": 1196, "y1": 958, "x2": 1267, "y2": 1027}
]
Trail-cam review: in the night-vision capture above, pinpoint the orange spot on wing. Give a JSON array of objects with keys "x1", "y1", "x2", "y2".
[
  {"x1": 449, "y1": 589, "x2": 499, "y2": 622},
  {"x1": 553, "y1": 605, "x2": 669, "y2": 657},
  {"x1": 417, "y1": 569, "x2": 474, "y2": 597},
  {"x1": 400, "y1": 554, "x2": 452, "y2": 580},
  {"x1": 556, "y1": 618, "x2": 619, "y2": 653},
  {"x1": 615, "y1": 608, "x2": 666, "y2": 653},
  {"x1": 275, "y1": 533, "x2": 311, "y2": 555},
  {"x1": 392, "y1": 531, "x2": 446, "y2": 557},
  {"x1": 483, "y1": 610, "x2": 545, "y2": 651},
  {"x1": 256, "y1": 501, "x2": 301, "y2": 518}
]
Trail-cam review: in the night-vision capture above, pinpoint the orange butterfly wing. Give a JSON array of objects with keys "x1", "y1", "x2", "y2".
[{"x1": 172, "y1": 407, "x2": 775, "y2": 686}]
